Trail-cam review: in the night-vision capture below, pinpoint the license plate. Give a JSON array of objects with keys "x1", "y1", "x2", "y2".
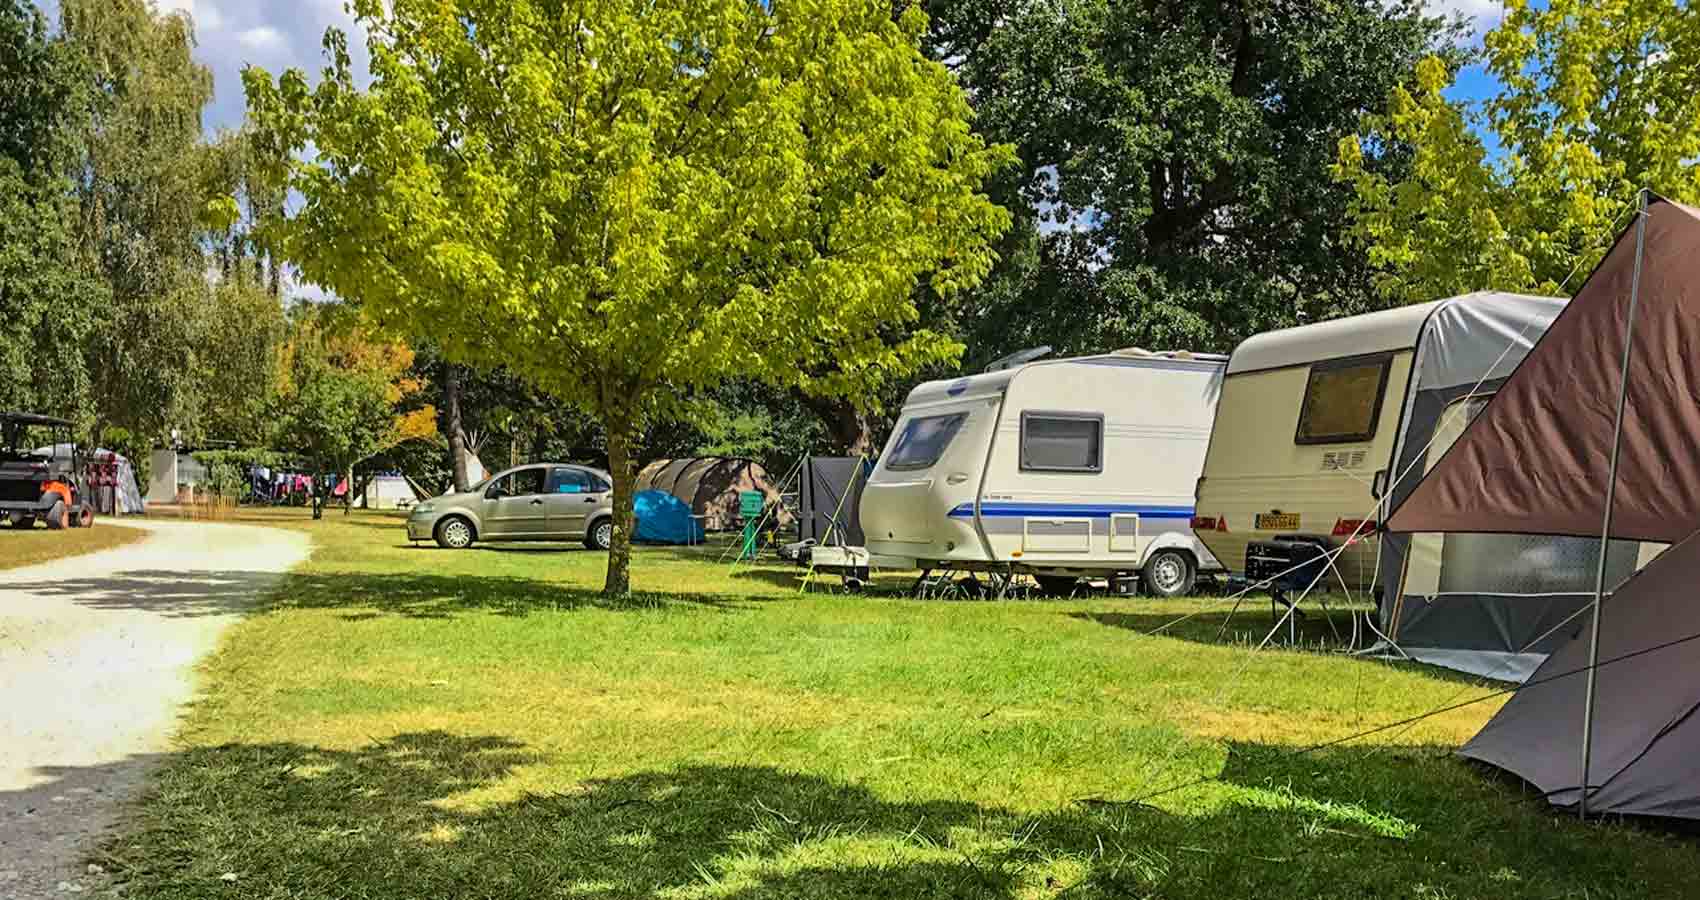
[{"x1": 1255, "y1": 512, "x2": 1301, "y2": 531}]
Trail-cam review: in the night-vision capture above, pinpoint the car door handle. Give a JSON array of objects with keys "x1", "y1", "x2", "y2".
[
  {"x1": 946, "y1": 473, "x2": 970, "y2": 485},
  {"x1": 530, "y1": 498, "x2": 544, "y2": 505},
  {"x1": 583, "y1": 497, "x2": 596, "y2": 503}
]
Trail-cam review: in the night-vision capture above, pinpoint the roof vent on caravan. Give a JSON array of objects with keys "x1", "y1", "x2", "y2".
[{"x1": 982, "y1": 346, "x2": 1052, "y2": 373}]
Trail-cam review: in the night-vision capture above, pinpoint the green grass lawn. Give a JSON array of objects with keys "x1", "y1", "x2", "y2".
[
  {"x1": 0, "y1": 518, "x2": 146, "y2": 570},
  {"x1": 100, "y1": 509, "x2": 1698, "y2": 899}
]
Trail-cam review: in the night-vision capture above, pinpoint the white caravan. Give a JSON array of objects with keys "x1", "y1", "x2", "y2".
[{"x1": 860, "y1": 349, "x2": 1227, "y2": 596}]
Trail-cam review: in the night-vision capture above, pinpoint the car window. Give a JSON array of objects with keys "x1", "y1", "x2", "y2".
[
  {"x1": 885, "y1": 412, "x2": 968, "y2": 471},
  {"x1": 493, "y1": 468, "x2": 546, "y2": 497},
  {"x1": 549, "y1": 467, "x2": 600, "y2": 494}
]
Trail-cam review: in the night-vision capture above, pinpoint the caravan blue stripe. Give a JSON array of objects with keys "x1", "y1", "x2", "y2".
[{"x1": 948, "y1": 502, "x2": 1195, "y2": 520}]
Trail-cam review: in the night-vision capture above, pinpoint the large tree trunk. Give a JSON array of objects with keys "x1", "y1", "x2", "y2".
[
  {"x1": 444, "y1": 365, "x2": 472, "y2": 492},
  {"x1": 602, "y1": 421, "x2": 638, "y2": 597},
  {"x1": 805, "y1": 394, "x2": 877, "y2": 457}
]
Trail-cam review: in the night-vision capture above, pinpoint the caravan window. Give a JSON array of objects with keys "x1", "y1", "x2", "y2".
[
  {"x1": 885, "y1": 413, "x2": 968, "y2": 471},
  {"x1": 1295, "y1": 353, "x2": 1393, "y2": 445},
  {"x1": 1020, "y1": 412, "x2": 1104, "y2": 473}
]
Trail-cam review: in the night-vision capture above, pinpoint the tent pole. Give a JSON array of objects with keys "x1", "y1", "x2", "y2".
[{"x1": 1578, "y1": 188, "x2": 1650, "y2": 820}]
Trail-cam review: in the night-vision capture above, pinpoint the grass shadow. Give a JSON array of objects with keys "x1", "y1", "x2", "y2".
[
  {"x1": 1071, "y1": 605, "x2": 1367, "y2": 651},
  {"x1": 270, "y1": 571, "x2": 770, "y2": 619},
  {"x1": 76, "y1": 732, "x2": 1699, "y2": 899},
  {"x1": 17, "y1": 569, "x2": 293, "y2": 618}
]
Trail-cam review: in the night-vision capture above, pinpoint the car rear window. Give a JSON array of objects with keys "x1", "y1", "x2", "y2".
[
  {"x1": 1296, "y1": 354, "x2": 1392, "y2": 444},
  {"x1": 885, "y1": 413, "x2": 968, "y2": 471}
]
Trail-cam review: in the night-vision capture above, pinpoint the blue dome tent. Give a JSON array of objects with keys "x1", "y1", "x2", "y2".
[{"x1": 633, "y1": 489, "x2": 704, "y2": 545}]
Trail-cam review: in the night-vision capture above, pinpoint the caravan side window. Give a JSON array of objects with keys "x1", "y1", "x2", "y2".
[
  {"x1": 1020, "y1": 412, "x2": 1104, "y2": 473},
  {"x1": 886, "y1": 413, "x2": 968, "y2": 471},
  {"x1": 1295, "y1": 353, "x2": 1393, "y2": 445}
]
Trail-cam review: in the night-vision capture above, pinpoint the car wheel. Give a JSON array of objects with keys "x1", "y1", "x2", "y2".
[
  {"x1": 434, "y1": 516, "x2": 476, "y2": 549},
  {"x1": 1034, "y1": 575, "x2": 1080, "y2": 597},
  {"x1": 1142, "y1": 549, "x2": 1196, "y2": 598},
  {"x1": 12, "y1": 514, "x2": 36, "y2": 529},
  {"x1": 43, "y1": 500, "x2": 68, "y2": 530},
  {"x1": 585, "y1": 518, "x2": 613, "y2": 551},
  {"x1": 76, "y1": 506, "x2": 95, "y2": 528}
]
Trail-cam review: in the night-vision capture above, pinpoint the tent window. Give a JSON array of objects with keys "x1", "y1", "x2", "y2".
[
  {"x1": 1020, "y1": 412, "x2": 1104, "y2": 473},
  {"x1": 886, "y1": 413, "x2": 968, "y2": 471},
  {"x1": 1295, "y1": 353, "x2": 1393, "y2": 445}
]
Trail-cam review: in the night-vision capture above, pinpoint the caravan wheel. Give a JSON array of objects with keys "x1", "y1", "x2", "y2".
[{"x1": 1142, "y1": 550, "x2": 1196, "y2": 598}]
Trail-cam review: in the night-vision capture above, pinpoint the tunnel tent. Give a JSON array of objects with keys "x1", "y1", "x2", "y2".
[
  {"x1": 638, "y1": 459, "x2": 698, "y2": 496},
  {"x1": 1366, "y1": 292, "x2": 1650, "y2": 682},
  {"x1": 635, "y1": 457, "x2": 782, "y2": 531},
  {"x1": 1384, "y1": 193, "x2": 1700, "y2": 820}
]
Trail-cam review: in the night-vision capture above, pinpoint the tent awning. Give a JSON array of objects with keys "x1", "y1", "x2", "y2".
[{"x1": 1385, "y1": 196, "x2": 1700, "y2": 544}]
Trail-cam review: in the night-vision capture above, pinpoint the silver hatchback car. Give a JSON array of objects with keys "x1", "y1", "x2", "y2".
[{"x1": 407, "y1": 463, "x2": 616, "y2": 550}]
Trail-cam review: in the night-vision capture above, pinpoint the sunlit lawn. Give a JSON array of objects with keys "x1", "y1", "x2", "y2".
[
  {"x1": 0, "y1": 518, "x2": 146, "y2": 570},
  {"x1": 101, "y1": 508, "x2": 1699, "y2": 898}
]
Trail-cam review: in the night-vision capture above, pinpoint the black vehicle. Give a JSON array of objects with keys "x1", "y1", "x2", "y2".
[{"x1": 0, "y1": 411, "x2": 93, "y2": 530}]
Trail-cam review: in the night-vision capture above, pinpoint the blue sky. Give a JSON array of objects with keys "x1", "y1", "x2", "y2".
[{"x1": 33, "y1": 0, "x2": 1512, "y2": 136}]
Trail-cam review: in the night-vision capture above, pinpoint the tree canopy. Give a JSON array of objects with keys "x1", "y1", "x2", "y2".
[
  {"x1": 245, "y1": 0, "x2": 1011, "y2": 592},
  {"x1": 918, "y1": 0, "x2": 1463, "y2": 359},
  {"x1": 273, "y1": 307, "x2": 437, "y2": 515},
  {"x1": 1335, "y1": 0, "x2": 1700, "y2": 303}
]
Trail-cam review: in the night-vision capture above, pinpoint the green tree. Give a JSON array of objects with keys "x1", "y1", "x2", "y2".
[
  {"x1": 1335, "y1": 0, "x2": 1700, "y2": 303},
  {"x1": 918, "y1": 0, "x2": 1463, "y2": 356},
  {"x1": 58, "y1": 0, "x2": 222, "y2": 439},
  {"x1": 274, "y1": 309, "x2": 437, "y2": 518},
  {"x1": 0, "y1": 0, "x2": 103, "y2": 423},
  {"x1": 245, "y1": 0, "x2": 1011, "y2": 594}
]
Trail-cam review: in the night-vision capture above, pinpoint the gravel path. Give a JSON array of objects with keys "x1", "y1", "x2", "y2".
[{"x1": 0, "y1": 519, "x2": 311, "y2": 898}]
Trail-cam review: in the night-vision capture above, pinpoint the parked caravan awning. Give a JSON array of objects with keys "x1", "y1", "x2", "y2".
[
  {"x1": 1374, "y1": 292, "x2": 1576, "y2": 680},
  {"x1": 1385, "y1": 196, "x2": 1700, "y2": 544}
]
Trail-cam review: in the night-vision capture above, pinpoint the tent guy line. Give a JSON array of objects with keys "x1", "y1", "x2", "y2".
[{"x1": 1117, "y1": 623, "x2": 1700, "y2": 811}]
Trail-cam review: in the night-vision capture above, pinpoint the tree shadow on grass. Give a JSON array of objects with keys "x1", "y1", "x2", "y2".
[
  {"x1": 267, "y1": 571, "x2": 771, "y2": 620},
  {"x1": 65, "y1": 731, "x2": 1695, "y2": 900},
  {"x1": 1070, "y1": 604, "x2": 1367, "y2": 651},
  {"x1": 16, "y1": 569, "x2": 295, "y2": 618}
]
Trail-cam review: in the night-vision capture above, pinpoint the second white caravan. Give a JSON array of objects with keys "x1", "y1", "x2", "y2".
[{"x1": 860, "y1": 348, "x2": 1226, "y2": 596}]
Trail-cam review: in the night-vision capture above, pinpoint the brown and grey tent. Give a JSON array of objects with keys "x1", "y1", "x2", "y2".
[
  {"x1": 634, "y1": 457, "x2": 782, "y2": 531},
  {"x1": 1385, "y1": 194, "x2": 1700, "y2": 819}
]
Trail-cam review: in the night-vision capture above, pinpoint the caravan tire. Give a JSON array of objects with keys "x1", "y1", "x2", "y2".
[{"x1": 1142, "y1": 550, "x2": 1196, "y2": 598}]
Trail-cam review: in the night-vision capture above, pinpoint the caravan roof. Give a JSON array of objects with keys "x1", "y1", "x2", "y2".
[
  {"x1": 1226, "y1": 303, "x2": 1442, "y2": 374},
  {"x1": 905, "y1": 349, "x2": 1229, "y2": 408},
  {"x1": 1227, "y1": 292, "x2": 1570, "y2": 377}
]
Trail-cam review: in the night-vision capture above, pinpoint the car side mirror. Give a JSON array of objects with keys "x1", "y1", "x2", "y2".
[{"x1": 485, "y1": 486, "x2": 505, "y2": 500}]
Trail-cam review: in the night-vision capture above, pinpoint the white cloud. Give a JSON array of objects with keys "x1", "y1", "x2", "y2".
[
  {"x1": 1424, "y1": 0, "x2": 1505, "y2": 42},
  {"x1": 153, "y1": 0, "x2": 224, "y2": 33},
  {"x1": 235, "y1": 24, "x2": 283, "y2": 51}
]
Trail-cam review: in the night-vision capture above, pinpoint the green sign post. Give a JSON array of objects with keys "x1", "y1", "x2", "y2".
[{"x1": 737, "y1": 491, "x2": 765, "y2": 560}]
